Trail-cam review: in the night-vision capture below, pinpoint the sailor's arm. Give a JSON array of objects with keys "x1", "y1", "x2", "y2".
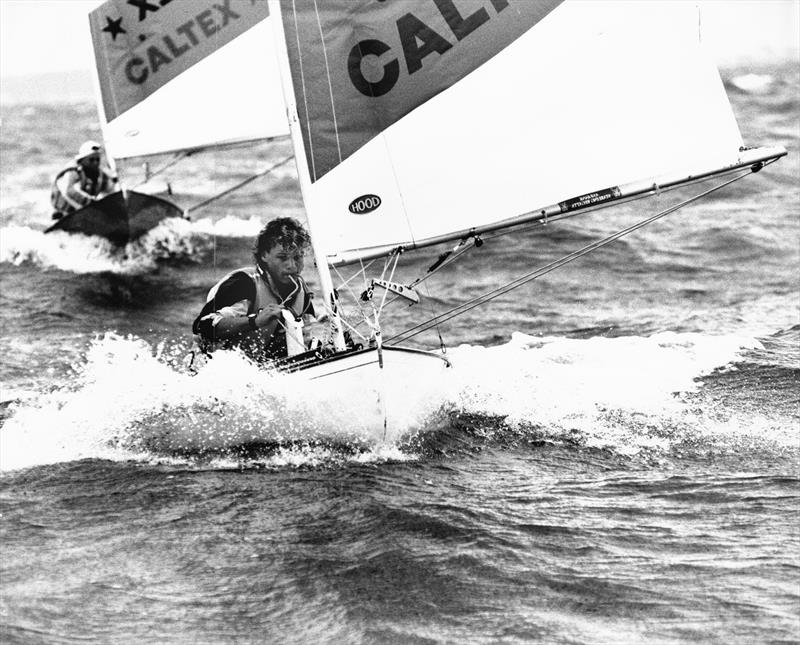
[
  {"x1": 65, "y1": 174, "x2": 96, "y2": 206},
  {"x1": 199, "y1": 302, "x2": 284, "y2": 340},
  {"x1": 54, "y1": 170, "x2": 87, "y2": 210}
]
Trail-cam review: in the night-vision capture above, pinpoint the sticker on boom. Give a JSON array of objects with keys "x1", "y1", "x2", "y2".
[{"x1": 348, "y1": 194, "x2": 382, "y2": 215}]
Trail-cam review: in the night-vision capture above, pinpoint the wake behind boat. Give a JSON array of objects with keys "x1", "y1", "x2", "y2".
[{"x1": 45, "y1": 189, "x2": 184, "y2": 246}]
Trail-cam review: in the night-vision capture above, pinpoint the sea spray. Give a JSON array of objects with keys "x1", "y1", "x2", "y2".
[
  {"x1": 442, "y1": 330, "x2": 793, "y2": 457},
  {"x1": 0, "y1": 219, "x2": 210, "y2": 274},
  {"x1": 0, "y1": 333, "x2": 452, "y2": 471},
  {"x1": 2, "y1": 328, "x2": 794, "y2": 473}
]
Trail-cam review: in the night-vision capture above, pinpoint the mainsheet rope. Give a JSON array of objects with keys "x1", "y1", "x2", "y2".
[{"x1": 386, "y1": 165, "x2": 764, "y2": 345}]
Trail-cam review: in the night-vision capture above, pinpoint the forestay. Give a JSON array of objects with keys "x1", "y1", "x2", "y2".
[
  {"x1": 276, "y1": 0, "x2": 764, "y2": 266},
  {"x1": 90, "y1": 0, "x2": 289, "y2": 160}
]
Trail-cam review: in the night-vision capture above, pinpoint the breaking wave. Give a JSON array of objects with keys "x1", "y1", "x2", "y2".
[
  {"x1": 0, "y1": 219, "x2": 210, "y2": 274},
  {"x1": 1, "y1": 328, "x2": 793, "y2": 473},
  {"x1": 728, "y1": 73, "x2": 775, "y2": 93}
]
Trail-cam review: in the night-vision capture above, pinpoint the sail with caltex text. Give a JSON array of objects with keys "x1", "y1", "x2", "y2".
[
  {"x1": 90, "y1": 0, "x2": 288, "y2": 160},
  {"x1": 90, "y1": 0, "x2": 270, "y2": 121},
  {"x1": 273, "y1": 0, "x2": 751, "y2": 265},
  {"x1": 280, "y1": 0, "x2": 563, "y2": 182}
]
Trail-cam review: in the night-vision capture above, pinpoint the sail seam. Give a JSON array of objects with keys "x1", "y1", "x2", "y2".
[{"x1": 312, "y1": 0, "x2": 343, "y2": 164}]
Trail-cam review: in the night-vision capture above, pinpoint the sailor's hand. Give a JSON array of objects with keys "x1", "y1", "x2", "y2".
[{"x1": 253, "y1": 305, "x2": 283, "y2": 328}]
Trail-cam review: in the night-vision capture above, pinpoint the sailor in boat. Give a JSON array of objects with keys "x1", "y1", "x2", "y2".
[
  {"x1": 50, "y1": 141, "x2": 118, "y2": 220},
  {"x1": 193, "y1": 217, "x2": 322, "y2": 363}
]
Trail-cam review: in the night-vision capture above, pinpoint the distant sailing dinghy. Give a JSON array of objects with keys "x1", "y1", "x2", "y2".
[
  {"x1": 259, "y1": 0, "x2": 785, "y2": 427},
  {"x1": 46, "y1": 1, "x2": 290, "y2": 245},
  {"x1": 45, "y1": 190, "x2": 184, "y2": 246}
]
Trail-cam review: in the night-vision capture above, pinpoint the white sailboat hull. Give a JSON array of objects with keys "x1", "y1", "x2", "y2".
[
  {"x1": 279, "y1": 345, "x2": 452, "y2": 440},
  {"x1": 287, "y1": 345, "x2": 450, "y2": 380}
]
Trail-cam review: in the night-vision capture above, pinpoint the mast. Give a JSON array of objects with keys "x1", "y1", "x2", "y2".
[
  {"x1": 87, "y1": 13, "x2": 120, "y2": 184},
  {"x1": 268, "y1": 0, "x2": 347, "y2": 351}
]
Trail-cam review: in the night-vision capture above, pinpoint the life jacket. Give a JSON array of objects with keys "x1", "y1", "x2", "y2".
[
  {"x1": 198, "y1": 266, "x2": 313, "y2": 362},
  {"x1": 50, "y1": 165, "x2": 116, "y2": 214},
  {"x1": 50, "y1": 166, "x2": 83, "y2": 213}
]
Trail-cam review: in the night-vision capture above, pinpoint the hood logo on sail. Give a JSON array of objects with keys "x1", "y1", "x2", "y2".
[{"x1": 348, "y1": 194, "x2": 382, "y2": 215}]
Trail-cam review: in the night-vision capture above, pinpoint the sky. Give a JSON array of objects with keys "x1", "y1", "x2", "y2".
[{"x1": 0, "y1": 0, "x2": 798, "y2": 79}]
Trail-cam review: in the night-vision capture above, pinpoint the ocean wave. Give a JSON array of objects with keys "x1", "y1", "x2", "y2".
[
  {"x1": 187, "y1": 214, "x2": 268, "y2": 238},
  {"x1": 1, "y1": 328, "x2": 794, "y2": 473},
  {"x1": 728, "y1": 73, "x2": 775, "y2": 93},
  {"x1": 0, "y1": 220, "x2": 210, "y2": 274}
]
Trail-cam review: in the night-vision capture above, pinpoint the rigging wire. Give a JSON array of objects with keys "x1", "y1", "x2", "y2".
[
  {"x1": 131, "y1": 151, "x2": 190, "y2": 188},
  {"x1": 184, "y1": 155, "x2": 294, "y2": 217},
  {"x1": 386, "y1": 166, "x2": 760, "y2": 345},
  {"x1": 130, "y1": 138, "x2": 290, "y2": 188},
  {"x1": 330, "y1": 263, "x2": 372, "y2": 343}
]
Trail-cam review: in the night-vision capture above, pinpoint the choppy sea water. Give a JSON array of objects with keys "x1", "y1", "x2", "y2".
[{"x1": 0, "y1": 63, "x2": 798, "y2": 644}]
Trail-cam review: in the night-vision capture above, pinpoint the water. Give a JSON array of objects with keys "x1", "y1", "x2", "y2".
[{"x1": 1, "y1": 63, "x2": 798, "y2": 644}]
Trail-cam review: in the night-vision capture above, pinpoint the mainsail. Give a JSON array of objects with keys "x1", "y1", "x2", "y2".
[
  {"x1": 89, "y1": 0, "x2": 289, "y2": 162},
  {"x1": 272, "y1": 0, "x2": 785, "y2": 266}
]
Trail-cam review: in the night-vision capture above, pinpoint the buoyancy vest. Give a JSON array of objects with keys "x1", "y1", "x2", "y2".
[
  {"x1": 51, "y1": 166, "x2": 83, "y2": 213},
  {"x1": 50, "y1": 165, "x2": 116, "y2": 214},
  {"x1": 199, "y1": 266, "x2": 313, "y2": 361}
]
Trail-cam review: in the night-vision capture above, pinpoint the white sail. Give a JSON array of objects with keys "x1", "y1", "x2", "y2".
[
  {"x1": 89, "y1": 1, "x2": 289, "y2": 160},
  {"x1": 98, "y1": 19, "x2": 289, "y2": 160},
  {"x1": 275, "y1": 0, "x2": 781, "y2": 266}
]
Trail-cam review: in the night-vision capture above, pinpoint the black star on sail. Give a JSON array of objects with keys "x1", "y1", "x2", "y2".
[{"x1": 102, "y1": 16, "x2": 126, "y2": 41}]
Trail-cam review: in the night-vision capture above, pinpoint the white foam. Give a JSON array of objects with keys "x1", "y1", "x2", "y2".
[
  {"x1": 730, "y1": 73, "x2": 774, "y2": 92},
  {"x1": 0, "y1": 329, "x2": 792, "y2": 472},
  {"x1": 186, "y1": 215, "x2": 267, "y2": 238},
  {"x1": 0, "y1": 333, "x2": 445, "y2": 471},
  {"x1": 444, "y1": 330, "x2": 791, "y2": 454},
  {"x1": 0, "y1": 220, "x2": 207, "y2": 274}
]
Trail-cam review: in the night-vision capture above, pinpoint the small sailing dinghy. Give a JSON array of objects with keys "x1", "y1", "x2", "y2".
[
  {"x1": 46, "y1": 1, "x2": 289, "y2": 245},
  {"x1": 45, "y1": 190, "x2": 184, "y2": 246},
  {"x1": 85, "y1": 1, "x2": 785, "y2": 432},
  {"x1": 256, "y1": 0, "x2": 785, "y2": 425}
]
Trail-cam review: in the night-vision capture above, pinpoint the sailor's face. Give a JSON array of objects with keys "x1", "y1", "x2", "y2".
[
  {"x1": 81, "y1": 154, "x2": 101, "y2": 167},
  {"x1": 261, "y1": 244, "x2": 305, "y2": 286}
]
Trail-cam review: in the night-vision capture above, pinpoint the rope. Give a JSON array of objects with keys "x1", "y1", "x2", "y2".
[{"x1": 386, "y1": 167, "x2": 757, "y2": 345}]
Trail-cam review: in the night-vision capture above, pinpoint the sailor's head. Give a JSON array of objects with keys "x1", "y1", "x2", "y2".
[
  {"x1": 255, "y1": 217, "x2": 311, "y2": 286},
  {"x1": 75, "y1": 140, "x2": 102, "y2": 167}
]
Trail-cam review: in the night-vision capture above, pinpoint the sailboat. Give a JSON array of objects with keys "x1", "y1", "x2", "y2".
[
  {"x1": 46, "y1": 0, "x2": 290, "y2": 246},
  {"x1": 78, "y1": 1, "x2": 785, "y2": 431},
  {"x1": 256, "y1": 0, "x2": 784, "y2": 428}
]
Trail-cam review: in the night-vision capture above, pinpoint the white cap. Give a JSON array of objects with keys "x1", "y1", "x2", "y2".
[{"x1": 75, "y1": 140, "x2": 102, "y2": 162}]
